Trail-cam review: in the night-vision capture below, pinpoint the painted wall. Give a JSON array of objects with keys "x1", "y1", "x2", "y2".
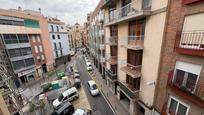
[{"x1": 139, "y1": 12, "x2": 167, "y2": 107}]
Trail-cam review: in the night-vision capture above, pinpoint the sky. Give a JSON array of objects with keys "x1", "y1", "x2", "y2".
[{"x1": 0, "y1": 0, "x2": 100, "y2": 25}]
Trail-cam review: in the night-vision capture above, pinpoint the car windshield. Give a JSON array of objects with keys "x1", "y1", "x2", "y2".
[
  {"x1": 58, "y1": 94, "x2": 64, "y2": 102},
  {"x1": 91, "y1": 84, "x2": 97, "y2": 90}
]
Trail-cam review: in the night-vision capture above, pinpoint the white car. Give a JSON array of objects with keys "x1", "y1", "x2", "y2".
[
  {"x1": 73, "y1": 108, "x2": 92, "y2": 115},
  {"x1": 86, "y1": 62, "x2": 93, "y2": 71},
  {"x1": 87, "y1": 80, "x2": 100, "y2": 96},
  {"x1": 53, "y1": 87, "x2": 79, "y2": 108}
]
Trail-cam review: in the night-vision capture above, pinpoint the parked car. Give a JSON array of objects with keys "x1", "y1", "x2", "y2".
[
  {"x1": 73, "y1": 78, "x2": 81, "y2": 89},
  {"x1": 74, "y1": 69, "x2": 80, "y2": 78},
  {"x1": 51, "y1": 102, "x2": 74, "y2": 115},
  {"x1": 73, "y1": 108, "x2": 92, "y2": 115},
  {"x1": 53, "y1": 87, "x2": 79, "y2": 108},
  {"x1": 87, "y1": 80, "x2": 100, "y2": 96},
  {"x1": 86, "y1": 62, "x2": 93, "y2": 71}
]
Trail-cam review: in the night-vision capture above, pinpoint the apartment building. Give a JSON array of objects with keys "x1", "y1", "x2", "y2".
[
  {"x1": 88, "y1": 0, "x2": 106, "y2": 79},
  {"x1": 102, "y1": 0, "x2": 168, "y2": 115},
  {"x1": 154, "y1": 0, "x2": 204, "y2": 115},
  {"x1": 66, "y1": 23, "x2": 84, "y2": 51},
  {"x1": 0, "y1": 8, "x2": 55, "y2": 86},
  {"x1": 47, "y1": 17, "x2": 70, "y2": 66}
]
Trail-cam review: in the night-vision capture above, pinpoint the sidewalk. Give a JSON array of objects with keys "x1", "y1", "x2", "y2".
[{"x1": 87, "y1": 57, "x2": 130, "y2": 115}]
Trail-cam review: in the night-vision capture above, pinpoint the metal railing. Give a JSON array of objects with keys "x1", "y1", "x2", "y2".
[
  {"x1": 178, "y1": 31, "x2": 204, "y2": 50},
  {"x1": 168, "y1": 70, "x2": 204, "y2": 100},
  {"x1": 128, "y1": 35, "x2": 144, "y2": 45},
  {"x1": 106, "y1": 69, "x2": 117, "y2": 80},
  {"x1": 118, "y1": 80, "x2": 139, "y2": 99},
  {"x1": 105, "y1": 0, "x2": 151, "y2": 23}
]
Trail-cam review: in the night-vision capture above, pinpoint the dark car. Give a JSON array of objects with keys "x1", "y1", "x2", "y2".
[
  {"x1": 73, "y1": 78, "x2": 81, "y2": 89},
  {"x1": 51, "y1": 102, "x2": 74, "y2": 115}
]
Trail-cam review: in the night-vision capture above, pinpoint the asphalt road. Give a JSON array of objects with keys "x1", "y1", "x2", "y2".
[{"x1": 76, "y1": 56, "x2": 115, "y2": 115}]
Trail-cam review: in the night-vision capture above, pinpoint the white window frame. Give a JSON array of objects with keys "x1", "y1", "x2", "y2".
[
  {"x1": 167, "y1": 96, "x2": 190, "y2": 115},
  {"x1": 32, "y1": 36, "x2": 36, "y2": 42},
  {"x1": 41, "y1": 55, "x2": 45, "y2": 60},
  {"x1": 34, "y1": 46, "x2": 38, "y2": 53},
  {"x1": 39, "y1": 45, "x2": 43, "y2": 52},
  {"x1": 37, "y1": 36, "x2": 41, "y2": 42},
  {"x1": 173, "y1": 61, "x2": 202, "y2": 93}
]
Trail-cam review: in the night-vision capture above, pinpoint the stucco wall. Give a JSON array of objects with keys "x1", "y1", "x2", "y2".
[{"x1": 139, "y1": 12, "x2": 166, "y2": 107}]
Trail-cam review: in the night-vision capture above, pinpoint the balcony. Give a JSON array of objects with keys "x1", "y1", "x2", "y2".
[
  {"x1": 182, "y1": 0, "x2": 201, "y2": 4},
  {"x1": 167, "y1": 70, "x2": 204, "y2": 108},
  {"x1": 118, "y1": 80, "x2": 139, "y2": 100},
  {"x1": 105, "y1": 0, "x2": 151, "y2": 26},
  {"x1": 105, "y1": 37, "x2": 118, "y2": 45},
  {"x1": 99, "y1": 44, "x2": 105, "y2": 50},
  {"x1": 125, "y1": 36, "x2": 144, "y2": 50},
  {"x1": 106, "y1": 54, "x2": 117, "y2": 65},
  {"x1": 106, "y1": 69, "x2": 117, "y2": 81},
  {"x1": 121, "y1": 62, "x2": 142, "y2": 78},
  {"x1": 174, "y1": 31, "x2": 204, "y2": 56}
]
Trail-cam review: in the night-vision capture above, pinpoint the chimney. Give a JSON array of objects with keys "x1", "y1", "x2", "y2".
[
  {"x1": 38, "y1": 8, "x2": 41, "y2": 13},
  {"x1": 18, "y1": 6, "x2": 22, "y2": 11}
]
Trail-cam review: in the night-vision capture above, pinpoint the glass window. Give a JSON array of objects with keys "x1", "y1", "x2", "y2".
[
  {"x1": 41, "y1": 55, "x2": 45, "y2": 60},
  {"x1": 12, "y1": 60, "x2": 25, "y2": 70},
  {"x1": 168, "y1": 97, "x2": 189, "y2": 115},
  {"x1": 68, "y1": 92, "x2": 76, "y2": 97},
  {"x1": 169, "y1": 98, "x2": 177, "y2": 114},
  {"x1": 32, "y1": 35, "x2": 36, "y2": 42},
  {"x1": 51, "y1": 25, "x2": 54, "y2": 32},
  {"x1": 39, "y1": 45, "x2": 43, "y2": 52},
  {"x1": 24, "y1": 19, "x2": 40, "y2": 28},
  {"x1": 3, "y1": 34, "x2": 18, "y2": 44},
  {"x1": 52, "y1": 35, "x2": 55, "y2": 40},
  {"x1": 25, "y1": 58, "x2": 34, "y2": 67},
  {"x1": 57, "y1": 35, "x2": 60, "y2": 39},
  {"x1": 8, "y1": 49, "x2": 21, "y2": 58},
  {"x1": 56, "y1": 26, "x2": 59, "y2": 32},
  {"x1": 54, "y1": 43, "x2": 57, "y2": 50},
  {"x1": 34, "y1": 46, "x2": 38, "y2": 53},
  {"x1": 21, "y1": 47, "x2": 32, "y2": 56},
  {"x1": 18, "y1": 34, "x2": 29, "y2": 43},
  {"x1": 37, "y1": 35, "x2": 40, "y2": 42}
]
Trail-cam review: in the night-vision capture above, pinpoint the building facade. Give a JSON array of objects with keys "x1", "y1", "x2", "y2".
[
  {"x1": 88, "y1": 0, "x2": 169, "y2": 115},
  {"x1": 47, "y1": 17, "x2": 70, "y2": 66},
  {"x1": 66, "y1": 23, "x2": 84, "y2": 51},
  {"x1": 154, "y1": 0, "x2": 204, "y2": 115},
  {"x1": 0, "y1": 8, "x2": 55, "y2": 86}
]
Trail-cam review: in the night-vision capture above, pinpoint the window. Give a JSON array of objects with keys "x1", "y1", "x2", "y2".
[
  {"x1": 24, "y1": 19, "x2": 40, "y2": 28},
  {"x1": 25, "y1": 58, "x2": 34, "y2": 67},
  {"x1": 174, "y1": 61, "x2": 201, "y2": 93},
  {"x1": 32, "y1": 35, "x2": 36, "y2": 42},
  {"x1": 3, "y1": 34, "x2": 18, "y2": 44},
  {"x1": 8, "y1": 49, "x2": 21, "y2": 58},
  {"x1": 12, "y1": 60, "x2": 25, "y2": 70},
  {"x1": 127, "y1": 49, "x2": 143, "y2": 66},
  {"x1": 56, "y1": 26, "x2": 59, "y2": 32},
  {"x1": 54, "y1": 43, "x2": 57, "y2": 50},
  {"x1": 18, "y1": 34, "x2": 29, "y2": 43},
  {"x1": 41, "y1": 55, "x2": 45, "y2": 61},
  {"x1": 39, "y1": 45, "x2": 43, "y2": 52},
  {"x1": 57, "y1": 35, "x2": 60, "y2": 39},
  {"x1": 168, "y1": 97, "x2": 189, "y2": 115},
  {"x1": 126, "y1": 74, "x2": 140, "y2": 90},
  {"x1": 52, "y1": 35, "x2": 55, "y2": 40},
  {"x1": 61, "y1": 26, "x2": 63, "y2": 29},
  {"x1": 68, "y1": 92, "x2": 76, "y2": 98},
  {"x1": 37, "y1": 35, "x2": 40, "y2": 42},
  {"x1": 34, "y1": 46, "x2": 38, "y2": 53},
  {"x1": 21, "y1": 47, "x2": 32, "y2": 55},
  {"x1": 55, "y1": 51, "x2": 58, "y2": 57},
  {"x1": 51, "y1": 25, "x2": 54, "y2": 32}
]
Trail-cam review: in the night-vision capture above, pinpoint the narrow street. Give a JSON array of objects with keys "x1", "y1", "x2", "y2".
[{"x1": 76, "y1": 55, "x2": 115, "y2": 115}]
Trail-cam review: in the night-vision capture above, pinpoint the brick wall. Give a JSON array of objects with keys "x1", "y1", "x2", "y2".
[{"x1": 154, "y1": 0, "x2": 204, "y2": 113}]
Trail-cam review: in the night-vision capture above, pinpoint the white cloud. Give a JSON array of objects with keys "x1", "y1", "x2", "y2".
[{"x1": 0, "y1": 0, "x2": 100, "y2": 25}]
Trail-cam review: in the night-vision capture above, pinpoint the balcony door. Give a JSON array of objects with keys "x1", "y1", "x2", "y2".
[
  {"x1": 110, "y1": 46, "x2": 117, "y2": 56},
  {"x1": 127, "y1": 49, "x2": 143, "y2": 66},
  {"x1": 128, "y1": 20, "x2": 145, "y2": 40},
  {"x1": 110, "y1": 25, "x2": 118, "y2": 38},
  {"x1": 126, "y1": 74, "x2": 140, "y2": 90}
]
